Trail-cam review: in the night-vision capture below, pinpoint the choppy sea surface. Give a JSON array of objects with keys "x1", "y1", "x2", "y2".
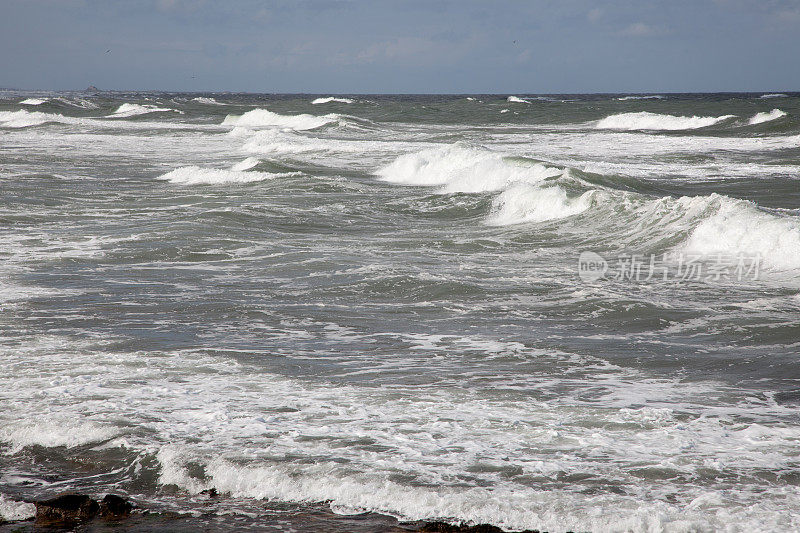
[{"x1": 1, "y1": 91, "x2": 799, "y2": 532}]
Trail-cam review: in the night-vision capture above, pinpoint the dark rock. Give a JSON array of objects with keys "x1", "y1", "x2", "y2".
[
  {"x1": 200, "y1": 488, "x2": 218, "y2": 498},
  {"x1": 99, "y1": 494, "x2": 134, "y2": 519},
  {"x1": 418, "y1": 522, "x2": 542, "y2": 533},
  {"x1": 35, "y1": 493, "x2": 100, "y2": 527}
]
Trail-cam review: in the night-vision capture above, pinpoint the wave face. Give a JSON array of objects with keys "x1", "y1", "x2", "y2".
[
  {"x1": 749, "y1": 108, "x2": 787, "y2": 125},
  {"x1": 376, "y1": 143, "x2": 562, "y2": 193},
  {"x1": 157, "y1": 165, "x2": 298, "y2": 185},
  {"x1": 597, "y1": 111, "x2": 735, "y2": 130},
  {"x1": 486, "y1": 184, "x2": 598, "y2": 225},
  {"x1": 311, "y1": 97, "x2": 354, "y2": 104},
  {"x1": 222, "y1": 108, "x2": 338, "y2": 130}
]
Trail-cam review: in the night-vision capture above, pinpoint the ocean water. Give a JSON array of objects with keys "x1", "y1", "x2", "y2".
[{"x1": 1, "y1": 91, "x2": 799, "y2": 532}]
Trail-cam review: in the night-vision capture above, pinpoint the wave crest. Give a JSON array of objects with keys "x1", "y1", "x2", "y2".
[
  {"x1": 596, "y1": 112, "x2": 735, "y2": 131},
  {"x1": 222, "y1": 108, "x2": 338, "y2": 130},
  {"x1": 376, "y1": 144, "x2": 562, "y2": 193},
  {"x1": 749, "y1": 109, "x2": 787, "y2": 125},
  {"x1": 157, "y1": 165, "x2": 299, "y2": 185}
]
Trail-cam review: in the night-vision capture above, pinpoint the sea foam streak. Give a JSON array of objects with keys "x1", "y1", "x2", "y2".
[
  {"x1": 311, "y1": 97, "x2": 354, "y2": 104},
  {"x1": 760, "y1": 93, "x2": 788, "y2": 99},
  {"x1": 222, "y1": 108, "x2": 338, "y2": 130},
  {"x1": 597, "y1": 111, "x2": 736, "y2": 130},
  {"x1": 157, "y1": 165, "x2": 298, "y2": 185},
  {"x1": 616, "y1": 95, "x2": 664, "y2": 101},
  {"x1": 749, "y1": 109, "x2": 787, "y2": 125},
  {"x1": 376, "y1": 144, "x2": 562, "y2": 193}
]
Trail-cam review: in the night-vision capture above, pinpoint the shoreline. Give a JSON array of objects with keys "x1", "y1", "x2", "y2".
[{"x1": 0, "y1": 493, "x2": 551, "y2": 533}]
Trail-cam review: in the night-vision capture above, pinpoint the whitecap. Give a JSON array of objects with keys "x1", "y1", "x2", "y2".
[
  {"x1": 108, "y1": 103, "x2": 182, "y2": 118},
  {"x1": 157, "y1": 165, "x2": 299, "y2": 185},
  {"x1": 596, "y1": 111, "x2": 735, "y2": 131},
  {"x1": 222, "y1": 108, "x2": 338, "y2": 130},
  {"x1": 311, "y1": 97, "x2": 354, "y2": 105},
  {"x1": 20, "y1": 97, "x2": 47, "y2": 105},
  {"x1": 749, "y1": 109, "x2": 787, "y2": 125},
  {"x1": 486, "y1": 183, "x2": 599, "y2": 226}
]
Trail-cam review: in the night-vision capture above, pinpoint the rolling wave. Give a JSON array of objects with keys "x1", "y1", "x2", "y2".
[
  {"x1": 749, "y1": 109, "x2": 787, "y2": 125},
  {"x1": 222, "y1": 108, "x2": 339, "y2": 130},
  {"x1": 108, "y1": 103, "x2": 182, "y2": 117},
  {"x1": 596, "y1": 112, "x2": 736, "y2": 131}
]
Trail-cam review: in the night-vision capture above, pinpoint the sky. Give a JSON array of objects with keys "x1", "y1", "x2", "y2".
[{"x1": 2, "y1": 0, "x2": 799, "y2": 93}]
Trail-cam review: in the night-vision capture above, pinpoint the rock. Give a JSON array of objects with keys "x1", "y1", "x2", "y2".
[
  {"x1": 200, "y1": 488, "x2": 218, "y2": 498},
  {"x1": 86, "y1": 85, "x2": 100, "y2": 92},
  {"x1": 35, "y1": 493, "x2": 100, "y2": 527},
  {"x1": 99, "y1": 494, "x2": 134, "y2": 519}
]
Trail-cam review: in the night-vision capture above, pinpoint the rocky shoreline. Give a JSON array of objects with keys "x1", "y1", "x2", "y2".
[{"x1": 0, "y1": 492, "x2": 559, "y2": 533}]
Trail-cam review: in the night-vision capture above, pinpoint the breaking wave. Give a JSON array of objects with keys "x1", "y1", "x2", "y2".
[
  {"x1": 108, "y1": 103, "x2": 181, "y2": 117},
  {"x1": 20, "y1": 97, "x2": 47, "y2": 105},
  {"x1": 486, "y1": 184, "x2": 599, "y2": 225},
  {"x1": 749, "y1": 109, "x2": 787, "y2": 125},
  {"x1": 376, "y1": 143, "x2": 562, "y2": 194},
  {"x1": 760, "y1": 93, "x2": 788, "y2": 99},
  {"x1": 311, "y1": 97, "x2": 354, "y2": 105},
  {"x1": 191, "y1": 97, "x2": 224, "y2": 105},
  {"x1": 157, "y1": 165, "x2": 299, "y2": 185},
  {"x1": 506, "y1": 96, "x2": 530, "y2": 104},
  {"x1": 222, "y1": 108, "x2": 339, "y2": 130},
  {"x1": 0, "y1": 109, "x2": 75, "y2": 128},
  {"x1": 596, "y1": 111, "x2": 736, "y2": 131}
]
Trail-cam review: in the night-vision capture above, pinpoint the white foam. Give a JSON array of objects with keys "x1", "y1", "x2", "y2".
[
  {"x1": 20, "y1": 97, "x2": 46, "y2": 105},
  {"x1": 222, "y1": 108, "x2": 338, "y2": 130},
  {"x1": 311, "y1": 97, "x2": 354, "y2": 105},
  {"x1": 486, "y1": 183, "x2": 598, "y2": 226},
  {"x1": 506, "y1": 96, "x2": 530, "y2": 104},
  {"x1": 616, "y1": 95, "x2": 664, "y2": 101},
  {"x1": 500, "y1": 109, "x2": 510, "y2": 114},
  {"x1": 749, "y1": 109, "x2": 787, "y2": 125},
  {"x1": 0, "y1": 494, "x2": 35, "y2": 522},
  {"x1": 108, "y1": 103, "x2": 181, "y2": 117},
  {"x1": 0, "y1": 109, "x2": 72, "y2": 128},
  {"x1": 596, "y1": 112, "x2": 735, "y2": 131},
  {"x1": 0, "y1": 420, "x2": 118, "y2": 453},
  {"x1": 682, "y1": 196, "x2": 800, "y2": 272},
  {"x1": 230, "y1": 157, "x2": 261, "y2": 171},
  {"x1": 375, "y1": 143, "x2": 562, "y2": 193},
  {"x1": 760, "y1": 93, "x2": 788, "y2": 99},
  {"x1": 157, "y1": 165, "x2": 298, "y2": 185},
  {"x1": 191, "y1": 97, "x2": 224, "y2": 105}
]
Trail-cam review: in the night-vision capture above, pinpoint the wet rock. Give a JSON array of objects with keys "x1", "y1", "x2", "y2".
[
  {"x1": 200, "y1": 488, "x2": 219, "y2": 498},
  {"x1": 418, "y1": 522, "x2": 543, "y2": 533},
  {"x1": 99, "y1": 494, "x2": 134, "y2": 519},
  {"x1": 34, "y1": 493, "x2": 100, "y2": 527}
]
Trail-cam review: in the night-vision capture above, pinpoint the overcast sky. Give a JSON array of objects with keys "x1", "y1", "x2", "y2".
[{"x1": 2, "y1": 0, "x2": 799, "y2": 93}]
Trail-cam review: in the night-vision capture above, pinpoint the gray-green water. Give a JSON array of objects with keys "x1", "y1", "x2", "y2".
[{"x1": 1, "y1": 92, "x2": 799, "y2": 532}]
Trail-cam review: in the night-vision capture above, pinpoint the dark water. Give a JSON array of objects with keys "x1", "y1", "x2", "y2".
[{"x1": 1, "y1": 91, "x2": 799, "y2": 532}]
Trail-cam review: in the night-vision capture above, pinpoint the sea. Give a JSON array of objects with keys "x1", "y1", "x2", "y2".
[{"x1": 1, "y1": 91, "x2": 799, "y2": 532}]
